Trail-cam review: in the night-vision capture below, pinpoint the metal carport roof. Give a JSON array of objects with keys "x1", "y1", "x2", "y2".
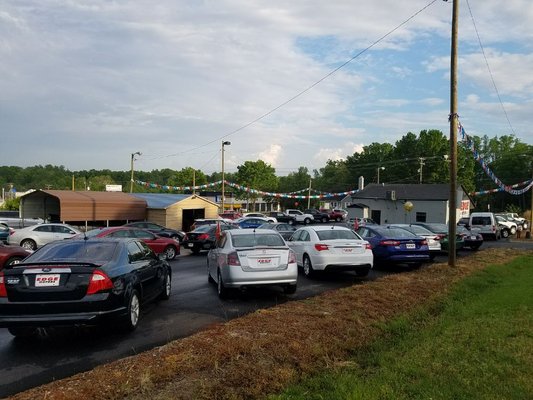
[{"x1": 20, "y1": 190, "x2": 147, "y2": 222}]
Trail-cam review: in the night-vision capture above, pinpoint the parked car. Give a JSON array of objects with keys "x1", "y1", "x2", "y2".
[
  {"x1": 183, "y1": 223, "x2": 238, "y2": 254},
  {"x1": 287, "y1": 225, "x2": 373, "y2": 278},
  {"x1": 257, "y1": 223, "x2": 297, "y2": 240},
  {"x1": 73, "y1": 227, "x2": 180, "y2": 260},
  {"x1": 468, "y1": 212, "x2": 500, "y2": 240},
  {"x1": 0, "y1": 238, "x2": 172, "y2": 337},
  {"x1": 243, "y1": 212, "x2": 277, "y2": 222},
  {"x1": 303, "y1": 209, "x2": 330, "y2": 223},
  {"x1": 502, "y1": 212, "x2": 528, "y2": 230},
  {"x1": 387, "y1": 224, "x2": 442, "y2": 259},
  {"x1": 0, "y1": 243, "x2": 32, "y2": 270},
  {"x1": 356, "y1": 225, "x2": 430, "y2": 267},
  {"x1": 191, "y1": 218, "x2": 234, "y2": 231},
  {"x1": 456, "y1": 226, "x2": 483, "y2": 250},
  {"x1": 0, "y1": 222, "x2": 14, "y2": 244},
  {"x1": 218, "y1": 210, "x2": 243, "y2": 220},
  {"x1": 237, "y1": 217, "x2": 271, "y2": 229},
  {"x1": 267, "y1": 211, "x2": 296, "y2": 225},
  {"x1": 349, "y1": 217, "x2": 378, "y2": 228},
  {"x1": 7, "y1": 223, "x2": 82, "y2": 250},
  {"x1": 494, "y1": 215, "x2": 517, "y2": 235},
  {"x1": 410, "y1": 222, "x2": 465, "y2": 251},
  {"x1": 322, "y1": 208, "x2": 348, "y2": 222},
  {"x1": 285, "y1": 209, "x2": 314, "y2": 224},
  {"x1": 123, "y1": 221, "x2": 185, "y2": 242},
  {"x1": 457, "y1": 217, "x2": 470, "y2": 227},
  {"x1": 207, "y1": 229, "x2": 298, "y2": 298}
]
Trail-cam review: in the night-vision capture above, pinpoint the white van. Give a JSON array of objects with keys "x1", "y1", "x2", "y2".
[{"x1": 469, "y1": 212, "x2": 500, "y2": 240}]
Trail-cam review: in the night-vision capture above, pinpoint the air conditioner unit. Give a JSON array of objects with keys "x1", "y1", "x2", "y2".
[{"x1": 386, "y1": 190, "x2": 396, "y2": 201}]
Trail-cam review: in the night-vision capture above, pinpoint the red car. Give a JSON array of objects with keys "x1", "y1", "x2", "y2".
[
  {"x1": 73, "y1": 227, "x2": 180, "y2": 260},
  {"x1": 0, "y1": 243, "x2": 32, "y2": 270}
]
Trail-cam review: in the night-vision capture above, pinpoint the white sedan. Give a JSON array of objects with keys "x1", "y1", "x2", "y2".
[
  {"x1": 207, "y1": 229, "x2": 298, "y2": 298},
  {"x1": 7, "y1": 223, "x2": 82, "y2": 250},
  {"x1": 287, "y1": 225, "x2": 373, "y2": 278}
]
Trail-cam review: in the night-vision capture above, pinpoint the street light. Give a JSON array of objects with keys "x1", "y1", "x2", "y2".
[
  {"x1": 377, "y1": 166, "x2": 385, "y2": 184},
  {"x1": 130, "y1": 151, "x2": 141, "y2": 193},
  {"x1": 221, "y1": 141, "x2": 231, "y2": 212}
]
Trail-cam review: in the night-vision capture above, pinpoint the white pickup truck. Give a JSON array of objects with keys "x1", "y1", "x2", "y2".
[{"x1": 285, "y1": 209, "x2": 314, "y2": 224}]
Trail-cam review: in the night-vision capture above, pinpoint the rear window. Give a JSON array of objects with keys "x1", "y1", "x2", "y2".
[
  {"x1": 24, "y1": 241, "x2": 118, "y2": 263},
  {"x1": 471, "y1": 217, "x2": 492, "y2": 226},
  {"x1": 231, "y1": 234, "x2": 285, "y2": 248},
  {"x1": 316, "y1": 229, "x2": 358, "y2": 240},
  {"x1": 375, "y1": 227, "x2": 418, "y2": 238}
]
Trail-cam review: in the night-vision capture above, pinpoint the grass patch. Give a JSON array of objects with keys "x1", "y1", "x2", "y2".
[{"x1": 271, "y1": 255, "x2": 533, "y2": 400}]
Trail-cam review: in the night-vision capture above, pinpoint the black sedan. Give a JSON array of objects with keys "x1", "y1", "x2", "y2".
[
  {"x1": 456, "y1": 225, "x2": 483, "y2": 250},
  {"x1": 182, "y1": 224, "x2": 238, "y2": 254},
  {"x1": 0, "y1": 238, "x2": 171, "y2": 338},
  {"x1": 124, "y1": 221, "x2": 185, "y2": 242}
]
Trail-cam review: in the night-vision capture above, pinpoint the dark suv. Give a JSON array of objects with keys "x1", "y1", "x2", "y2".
[{"x1": 303, "y1": 209, "x2": 330, "y2": 223}]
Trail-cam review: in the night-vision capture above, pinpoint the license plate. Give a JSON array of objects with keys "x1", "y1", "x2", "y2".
[
  {"x1": 342, "y1": 248, "x2": 353, "y2": 253},
  {"x1": 257, "y1": 258, "x2": 272, "y2": 265},
  {"x1": 470, "y1": 236, "x2": 477, "y2": 240},
  {"x1": 406, "y1": 243, "x2": 415, "y2": 249},
  {"x1": 187, "y1": 243, "x2": 193, "y2": 248},
  {"x1": 35, "y1": 274, "x2": 60, "y2": 287}
]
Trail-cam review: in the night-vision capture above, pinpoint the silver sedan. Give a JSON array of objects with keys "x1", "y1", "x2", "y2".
[
  {"x1": 207, "y1": 229, "x2": 298, "y2": 298},
  {"x1": 8, "y1": 223, "x2": 82, "y2": 250}
]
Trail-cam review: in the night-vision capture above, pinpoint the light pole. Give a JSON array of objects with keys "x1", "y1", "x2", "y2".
[
  {"x1": 130, "y1": 151, "x2": 141, "y2": 193},
  {"x1": 377, "y1": 166, "x2": 385, "y2": 184},
  {"x1": 221, "y1": 141, "x2": 231, "y2": 212}
]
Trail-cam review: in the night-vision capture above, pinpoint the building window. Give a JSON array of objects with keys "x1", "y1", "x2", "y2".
[{"x1": 416, "y1": 212, "x2": 427, "y2": 222}]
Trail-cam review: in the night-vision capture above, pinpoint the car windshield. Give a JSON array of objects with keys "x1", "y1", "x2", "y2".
[
  {"x1": 316, "y1": 229, "x2": 358, "y2": 240},
  {"x1": 24, "y1": 241, "x2": 118, "y2": 263},
  {"x1": 232, "y1": 233, "x2": 285, "y2": 248}
]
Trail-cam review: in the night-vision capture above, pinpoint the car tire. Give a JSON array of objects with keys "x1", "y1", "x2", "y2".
[
  {"x1": 321, "y1": 217, "x2": 328, "y2": 223},
  {"x1": 5, "y1": 256, "x2": 23, "y2": 266},
  {"x1": 304, "y1": 218, "x2": 311, "y2": 225},
  {"x1": 217, "y1": 269, "x2": 230, "y2": 299},
  {"x1": 21, "y1": 239, "x2": 37, "y2": 251},
  {"x1": 510, "y1": 226, "x2": 517, "y2": 235},
  {"x1": 158, "y1": 270, "x2": 171, "y2": 300},
  {"x1": 336, "y1": 217, "x2": 341, "y2": 222},
  {"x1": 284, "y1": 284, "x2": 297, "y2": 294},
  {"x1": 163, "y1": 245, "x2": 177, "y2": 260},
  {"x1": 8, "y1": 327, "x2": 37, "y2": 338},
  {"x1": 118, "y1": 289, "x2": 140, "y2": 332},
  {"x1": 501, "y1": 229, "x2": 509, "y2": 238},
  {"x1": 303, "y1": 255, "x2": 316, "y2": 278}
]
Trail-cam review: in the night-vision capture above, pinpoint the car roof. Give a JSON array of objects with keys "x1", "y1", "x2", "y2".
[
  {"x1": 227, "y1": 228, "x2": 278, "y2": 236},
  {"x1": 304, "y1": 225, "x2": 351, "y2": 231}
]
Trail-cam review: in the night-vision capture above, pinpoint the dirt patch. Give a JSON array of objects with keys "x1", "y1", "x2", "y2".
[{"x1": 8, "y1": 248, "x2": 532, "y2": 400}]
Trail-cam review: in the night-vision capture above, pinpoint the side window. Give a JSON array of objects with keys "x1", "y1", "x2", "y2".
[
  {"x1": 137, "y1": 240, "x2": 155, "y2": 258},
  {"x1": 134, "y1": 230, "x2": 154, "y2": 240},
  {"x1": 127, "y1": 241, "x2": 144, "y2": 262},
  {"x1": 301, "y1": 231, "x2": 310, "y2": 242},
  {"x1": 415, "y1": 212, "x2": 427, "y2": 222},
  {"x1": 291, "y1": 230, "x2": 302, "y2": 241},
  {"x1": 35, "y1": 225, "x2": 52, "y2": 233}
]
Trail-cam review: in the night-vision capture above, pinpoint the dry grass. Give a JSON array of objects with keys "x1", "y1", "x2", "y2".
[{"x1": 8, "y1": 248, "x2": 532, "y2": 400}]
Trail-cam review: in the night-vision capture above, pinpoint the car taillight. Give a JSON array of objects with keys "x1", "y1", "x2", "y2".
[
  {"x1": 314, "y1": 243, "x2": 329, "y2": 251},
  {"x1": 198, "y1": 233, "x2": 210, "y2": 240},
  {"x1": 86, "y1": 270, "x2": 113, "y2": 295},
  {"x1": 227, "y1": 252, "x2": 241, "y2": 266},
  {"x1": 0, "y1": 272, "x2": 6, "y2": 297},
  {"x1": 379, "y1": 240, "x2": 400, "y2": 246},
  {"x1": 365, "y1": 243, "x2": 372, "y2": 250},
  {"x1": 435, "y1": 234, "x2": 446, "y2": 241},
  {"x1": 288, "y1": 250, "x2": 296, "y2": 264},
  {"x1": 420, "y1": 239, "x2": 427, "y2": 245}
]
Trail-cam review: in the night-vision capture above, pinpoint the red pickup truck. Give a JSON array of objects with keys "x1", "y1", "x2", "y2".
[{"x1": 322, "y1": 208, "x2": 348, "y2": 222}]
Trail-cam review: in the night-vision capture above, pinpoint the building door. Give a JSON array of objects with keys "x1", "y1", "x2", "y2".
[
  {"x1": 370, "y1": 210, "x2": 381, "y2": 225},
  {"x1": 182, "y1": 209, "x2": 205, "y2": 232}
]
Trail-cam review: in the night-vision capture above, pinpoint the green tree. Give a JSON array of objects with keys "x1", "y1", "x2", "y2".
[{"x1": 234, "y1": 160, "x2": 278, "y2": 210}]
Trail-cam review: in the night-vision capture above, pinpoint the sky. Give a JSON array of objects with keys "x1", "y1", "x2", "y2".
[{"x1": 1, "y1": 0, "x2": 532, "y2": 177}]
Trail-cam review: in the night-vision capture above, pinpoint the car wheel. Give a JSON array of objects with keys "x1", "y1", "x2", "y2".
[
  {"x1": 321, "y1": 217, "x2": 327, "y2": 223},
  {"x1": 159, "y1": 270, "x2": 171, "y2": 300},
  {"x1": 163, "y1": 245, "x2": 177, "y2": 260},
  {"x1": 118, "y1": 289, "x2": 140, "y2": 332},
  {"x1": 8, "y1": 327, "x2": 37, "y2": 338},
  {"x1": 303, "y1": 255, "x2": 315, "y2": 278},
  {"x1": 510, "y1": 226, "x2": 517, "y2": 235},
  {"x1": 288, "y1": 220, "x2": 295, "y2": 226},
  {"x1": 501, "y1": 229, "x2": 509, "y2": 238},
  {"x1": 304, "y1": 218, "x2": 311, "y2": 225},
  {"x1": 5, "y1": 256, "x2": 23, "y2": 266},
  {"x1": 284, "y1": 284, "x2": 297, "y2": 294},
  {"x1": 336, "y1": 217, "x2": 341, "y2": 222},
  {"x1": 21, "y1": 239, "x2": 37, "y2": 251},
  {"x1": 217, "y1": 269, "x2": 230, "y2": 299}
]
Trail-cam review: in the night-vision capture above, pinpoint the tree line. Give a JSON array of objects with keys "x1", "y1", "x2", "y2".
[{"x1": 1, "y1": 130, "x2": 532, "y2": 213}]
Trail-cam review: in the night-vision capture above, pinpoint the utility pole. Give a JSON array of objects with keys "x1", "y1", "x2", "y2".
[
  {"x1": 221, "y1": 141, "x2": 231, "y2": 212},
  {"x1": 418, "y1": 158, "x2": 425, "y2": 184},
  {"x1": 130, "y1": 152, "x2": 141, "y2": 193},
  {"x1": 448, "y1": 0, "x2": 459, "y2": 266},
  {"x1": 192, "y1": 169, "x2": 196, "y2": 195},
  {"x1": 307, "y1": 178, "x2": 312, "y2": 209}
]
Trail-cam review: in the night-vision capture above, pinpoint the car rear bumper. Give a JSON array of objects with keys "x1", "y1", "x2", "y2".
[
  {"x1": 222, "y1": 264, "x2": 298, "y2": 288},
  {"x1": 309, "y1": 253, "x2": 374, "y2": 271},
  {"x1": 323, "y1": 263, "x2": 372, "y2": 272}
]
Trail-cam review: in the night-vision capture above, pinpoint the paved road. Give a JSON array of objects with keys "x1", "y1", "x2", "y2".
[{"x1": 0, "y1": 238, "x2": 530, "y2": 398}]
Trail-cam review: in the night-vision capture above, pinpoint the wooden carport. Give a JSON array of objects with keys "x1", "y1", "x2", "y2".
[{"x1": 20, "y1": 190, "x2": 147, "y2": 229}]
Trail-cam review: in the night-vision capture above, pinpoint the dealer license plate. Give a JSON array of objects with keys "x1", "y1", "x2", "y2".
[
  {"x1": 406, "y1": 243, "x2": 415, "y2": 249},
  {"x1": 187, "y1": 243, "x2": 193, "y2": 248},
  {"x1": 342, "y1": 248, "x2": 353, "y2": 253},
  {"x1": 35, "y1": 274, "x2": 60, "y2": 287},
  {"x1": 470, "y1": 236, "x2": 477, "y2": 240}
]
